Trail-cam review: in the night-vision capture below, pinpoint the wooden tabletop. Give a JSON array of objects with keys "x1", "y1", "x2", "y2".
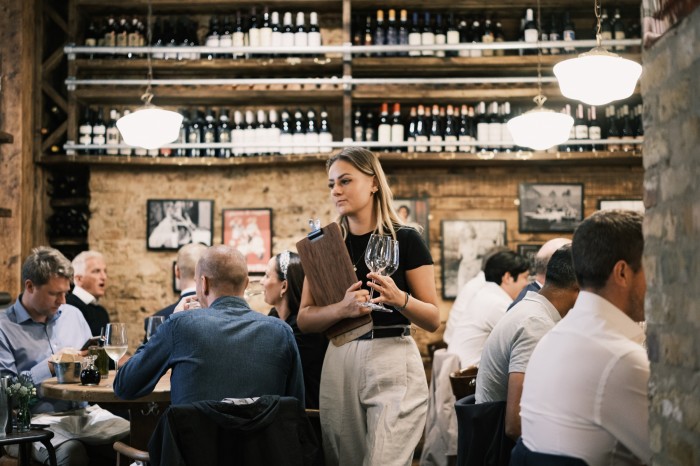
[{"x1": 41, "y1": 371, "x2": 170, "y2": 403}]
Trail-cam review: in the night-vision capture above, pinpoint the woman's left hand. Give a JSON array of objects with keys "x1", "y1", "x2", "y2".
[{"x1": 366, "y1": 272, "x2": 404, "y2": 308}]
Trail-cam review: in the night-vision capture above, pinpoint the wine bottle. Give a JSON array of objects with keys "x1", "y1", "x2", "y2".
[
  {"x1": 363, "y1": 15, "x2": 374, "y2": 56},
  {"x1": 429, "y1": 104, "x2": 443, "y2": 152},
  {"x1": 243, "y1": 110, "x2": 257, "y2": 156},
  {"x1": 175, "y1": 108, "x2": 189, "y2": 157},
  {"x1": 268, "y1": 109, "x2": 281, "y2": 155},
  {"x1": 574, "y1": 104, "x2": 589, "y2": 152},
  {"x1": 353, "y1": 109, "x2": 364, "y2": 142},
  {"x1": 232, "y1": 11, "x2": 246, "y2": 59},
  {"x1": 104, "y1": 16, "x2": 117, "y2": 49},
  {"x1": 549, "y1": 15, "x2": 561, "y2": 55},
  {"x1": 390, "y1": 103, "x2": 404, "y2": 152},
  {"x1": 475, "y1": 101, "x2": 489, "y2": 151},
  {"x1": 92, "y1": 108, "x2": 106, "y2": 155},
  {"x1": 539, "y1": 16, "x2": 549, "y2": 55},
  {"x1": 364, "y1": 111, "x2": 375, "y2": 143},
  {"x1": 443, "y1": 104, "x2": 458, "y2": 152},
  {"x1": 260, "y1": 7, "x2": 273, "y2": 53},
  {"x1": 620, "y1": 105, "x2": 634, "y2": 152},
  {"x1": 219, "y1": 16, "x2": 233, "y2": 59},
  {"x1": 119, "y1": 109, "x2": 132, "y2": 156},
  {"x1": 446, "y1": 13, "x2": 460, "y2": 57},
  {"x1": 434, "y1": 13, "x2": 446, "y2": 58},
  {"x1": 308, "y1": 12, "x2": 322, "y2": 49},
  {"x1": 78, "y1": 107, "x2": 93, "y2": 154},
  {"x1": 270, "y1": 11, "x2": 283, "y2": 48},
  {"x1": 205, "y1": 17, "x2": 220, "y2": 60},
  {"x1": 500, "y1": 102, "x2": 513, "y2": 152},
  {"x1": 385, "y1": 9, "x2": 398, "y2": 56},
  {"x1": 305, "y1": 108, "x2": 319, "y2": 154},
  {"x1": 294, "y1": 12, "x2": 308, "y2": 48},
  {"x1": 248, "y1": 7, "x2": 261, "y2": 55},
  {"x1": 85, "y1": 21, "x2": 98, "y2": 49},
  {"x1": 494, "y1": 20, "x2": 506, "y2": 56},
  {"x1": 203, "y1": 108, "x2": 217, "y2": 157},
  {"x1": 116, "y1": 17, "x2": 129, "y2": 48},
  {"x1": 458, "y1": 104, "x2": 473, "y2": 153},
  {"x1": 421, "y1": 12, "x2": 435, "y2": 56},
  {"x1": 458, "y1": 19, "x2": 470, "y2": 57},
  {"x1": 606, "y1": 105, "x2": 620, "y2": 152},
  {"x1": 319, "y1": 109, "x2": 333, "y2": 153},
  {"x1": 414, "y1": 104, "x2": 428, "y2": 152},
  {"x1": 482, "y1": 17, "x2": 494, "y2": 57},
  {"x1": 588, "y1": 106, "x2": 601, "y2": 151},
  {"x1": 398, "y1": 9, "x2": 409, "y2": 56},
  {"x1": 406, "y1": 106, "x2": 417, "y2": 152},
  {"x1": 282, "y1": 12, "x2": 295, "y2": 52},
  {"x1": 292, "y1": 109, "x2": 306, "y2": 154},
  {"x1": 231, "y1": 110, "x2": 245, "y2": 157},
  {"x1": 279, "y1": 110, "x2": 293, "y2": 155},
  {"x1": 164, "y1": 18, "x2": 178, "y2": 61},
  {"x1": 469, "y1": 20, "x2": 482, "y2": 58},
  {"x1": 256, "y1": 110, "x2": 268, "y2": 155},
  {"x1": 377, "y1": 103, "x2": 392, "y2": 151},
  {"x1": 408, "y1": 12, "x2": 421, "y2": 57},
  {"x1": 562, "y1": 12, "x2": 575, "y2": 54},
  {"x1": 600, "y1": 9, "x2": 613, "y2": 41},
  {"x1": 188, "y1": 109, "x2": 203, "y2": 157},
  {"x1": 523, "y1": 9, "x2": 537, "y2": 55},
  {"x1": 487, "y1": 102, "x2": 502, "y2": 153},
  {"x1": 374, "y1": 10, "x2": 386, "y2": 54},
  {"x1": 613, "y1": 9, "x2": 626, "y2": 51},
  {"x1": 105, "y1": 109, "x2": 120, "y2": 155}
]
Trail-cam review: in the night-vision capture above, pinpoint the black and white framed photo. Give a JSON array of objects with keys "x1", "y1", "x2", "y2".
[
  {"x1": 147, "y1": 199, "x2": 213, "y2": 251},
  {"x1": 394, "y1": 197, "x2": 430, "y2": 246},
  {"x1": 517, "y1": 244, "x2": 542, "y2": 273},
  {"x1": 222, "y1": 208, "x2": 273, "y2": 274},
  {"x1": 441, "y1": 219, "x2": 507, "y2": 299},
  {"x1": 598, "y1": 199, "x2": 645, "y2": 213},
  {"x1": 518, "y1": 183, "x2": 584, "y2": 233}
]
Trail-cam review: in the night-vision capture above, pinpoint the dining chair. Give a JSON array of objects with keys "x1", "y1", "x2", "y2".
[
  {"x1": 454, "y1": 395, "x2": 514, "y2": 466},
  {"x1": 113, "y1": 441, "x2": 150, "y2": 466},
  {"x1": 449, "y1": 365, "x2": 478, "y2": 401}
]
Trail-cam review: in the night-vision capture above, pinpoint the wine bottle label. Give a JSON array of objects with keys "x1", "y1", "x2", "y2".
[
  {"x1": 92, "y1": 125, "x2": 106, "y2": 135},
  {"x1": 85, "y1": 38, "x2": 97, "y2": 47},
  {"x1": 319, "y1": 132, "x2": 333, "y2": 153},
  {"x1": 415, "y1": 135, "x2": 428, "y2": 152},
  {"x1": 79, "y1": 134, "x2": 92, "y2": 145},
  {"x1": 116, "y1": 33, "x2": 127, "y2": 47},
  {"x1": 119, "y1": 145, "x2": 131, "y2": 155},
  {"x1": 444, "y1": 135, "x2": 458, "y2": 152},
  {"x1": 219, "y1": 35, "x2": 233, "y2": 48},
  {"x1": 589, "y1": 126, "x2": 602, "y2": 139},
  {"x1": 458, "y1": 135, "x2": 472, "y2": 152},
  {"x1": 204, "y1": 131, "x2": 215, "y2": 143},
  {"x1": 447, "y1": 31, "x2": 459, "y2": 45},
  {"x1": 391, "y1": 125, "x2": 404, "y2": 144},
  {"x1": 407, "y1": 136, "x2": 415, "y2": 152},
  {"x1": 308, "y1": 32, "x2": 322, "y2": 48},
  {"x1": 435, "y1": 34, "x2": 446, "y2": 57},
  {"x1": 501, "y1": 126, "x2": 514, "y2": 145},
  {"x1": 549, "y1": 32, "x2": 561, "y2": 54},
  {"x1": 79, "y1": 125, "x2": 92, "y2": 136},
  {"x1": 429, "y1": 135, "x2": 442, "y2": 152},
  {"x1": 524, "y1": 29, "x2": 538, "y2": 43},
  {"x1": 378, "y1": 124, "x2": 392, "y2": 144},
  {"x1": 614, "y1": 31, "x2": 625, "y2": 51},
  {"x1": 482, "y1": 34, "x2": 494, "y2": 57},
  {"x1": 488, "y1": 123, "x2": 502, "y2": 144},
  {"x1": 292, "y1": 133, "x2": 306, "y2": 154},
  {"x1": 294, "y1": 32, "x2": 308, "y2": 48},
  {"x1": 147, "y1": 148, "x2": 158, "y2": 157},
  {"x1": 279, "y1": 133, "x2": 293, "y2": 155},
  {"x1": 477, "y1": 123, "x2": 489, "y2": 144},
  {"x1": 260, "y1": 28, "x2": 273, "y2": 47},
  {"x1": 575, "y1": 125, "x2": 588, "y2": 140},
  {"x1": 421, "y1": 32, "x2": 435, "y2": 56},
  {"x1": 206, "y1": 35, "x2": 220, "y2": 48},
  {"x1": 353, "y1": 127, "x2": 364, "y2": 142},
  {"x1": 563, "y1": 30, "x2": 575, "y2": 52},
  {"x1": 282, "y1": 33, "x2": 295, "y2": 48},
  {"x1": 600, "y1": 31, "x2": 612, "y2": 41},
  {"x1": 271, "y1": 32, "x2": 283, "y2": 47},
  {"x1": 249, "y1": 29, "x2": 261, "y2": 48},
  {"x1": 128, "y1": 33, "x2": 139, "y2": 47},
  {"x1": 269, "y1": 128, "x2": 281, "y2": 154},
  {"x1": 106, "y1": 129, "x2": 120, "y2": 144},
  {"x1": 408, "y1": 33, "x2": 421, "y2": 56},
  {"x1": 135, "y1": 147, "x2": 147, "y2": 156},
  {"x1": 219, "y1": 132, "x2": 230, "y2": 143},
  {"x1": 305, "y1": 132, "x2": 320, "y2": 154},
  {"x1": 365, "y1": 128, "x2": 375, "y2": 142}
]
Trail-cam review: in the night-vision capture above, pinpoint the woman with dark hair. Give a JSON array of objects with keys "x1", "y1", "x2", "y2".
[
  {"x1": 261, "y1": 250, "x2": 328, "y2": 409},
  {"x1": 297, "y1": 147, "x2": 440, "y2": 465}
]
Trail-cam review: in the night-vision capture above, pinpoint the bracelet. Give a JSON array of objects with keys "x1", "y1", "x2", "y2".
[{"x1": 397, "y1": 292, "x2": 410, "y2": 311}]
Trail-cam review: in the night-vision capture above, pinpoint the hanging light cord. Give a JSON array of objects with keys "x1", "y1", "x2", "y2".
[
  {"x1": 533, "y1": 0, "x2": 546, "y2": 108},
  {"x1": 594, "y1": 0, "x2": 602, "y2": 46},
  {"x1": 141, "y1": 0, "x2": 154, "y2": 105}
]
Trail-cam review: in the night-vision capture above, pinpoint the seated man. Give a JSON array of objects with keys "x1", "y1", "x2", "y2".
[
  {"x1": 151, "y1": 242, "x2": 207, "y2": 321},
  {"x1": 447, "y1": 250, "x2": 530, "y2": 368},
  {"x1": 520, "y1": 210, "x2": 651, "y2": 465},
  {"x1": 0, "y1": 247, "x2": 127, "y2": 466},
  {"x1": 66, "y1": 250, "x2": 110, "y2": 337},
  {"x1": 476, "y1": 244, "x2": 579, "y2": 440},
  {"x1": 507, "y1": 237, "x2": 571, "y2": 310},
  {"x1": 114, "y1": 245, "x2": 305, "y2": 406}
]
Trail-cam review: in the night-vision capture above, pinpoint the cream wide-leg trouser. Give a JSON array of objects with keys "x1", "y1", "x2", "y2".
[{"x1": 319, "y1": 333, "x2": 429, "y2": 466}]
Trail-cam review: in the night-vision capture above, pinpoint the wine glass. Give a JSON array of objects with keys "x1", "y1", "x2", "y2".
[
  {"x1": 104, "y1": 323, "x2": 128, "y2": 372},
  {"x1": 145, "y1": 316, "x2": 165, "y2": 341},
  {"x1": 363, "y1": 234, "x2": 393, "y2": 312}
]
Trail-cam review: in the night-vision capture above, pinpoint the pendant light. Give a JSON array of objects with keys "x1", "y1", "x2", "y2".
[
  {"x1": 553, "y1": 1, "x2": 642, "y2": 105},
  {"x1": 116, "y1": 0, "x2": 182, "y2": 150},
  {"x1": 507, "y1": 0, "x2": 573, "y2": 151}
]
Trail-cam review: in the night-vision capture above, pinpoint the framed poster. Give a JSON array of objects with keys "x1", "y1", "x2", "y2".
[
  {"x1": 394, "y1": 197, "x2": 430, "y2": 246},
  {"x1": 222, "y1": 208, "x2": 273, "y2": 274},
  {"x1": 517, "y1": 244, "x2": 542, "y2": 272},
  {"x1": 598, "y1": 199, "x2": 645, "y2": 213},
  {"x1": 519, "y1": 183, "x2": 584, "y2": 233},
  {"x1": 147, "y1": 199, "x2": 213, "y2": 251},
  {"x1": 441, "y1": 219, "x2": 507, "y2": 300}
]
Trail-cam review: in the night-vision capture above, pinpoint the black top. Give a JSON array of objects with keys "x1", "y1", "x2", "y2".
[
  {"x1": 345, "y1": 226, "x2": 433, "y2": 327},
  {"x1": 65, "y1": 293, "x2": 110, "y2": 337}
]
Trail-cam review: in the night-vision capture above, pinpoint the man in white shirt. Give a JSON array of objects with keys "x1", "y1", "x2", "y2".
[
  {"x1": 519, "y1": 210, "x2": 651, "y2": 465},
  {"x1": 447, "y1": 250, "x2": 530, "y2": 368},
  {"x1": 476, "y1": 244, "x2": 579, "y2": 440},
  {"x1": 65, "y1": 251, "x2": 110, "y2": 337}
]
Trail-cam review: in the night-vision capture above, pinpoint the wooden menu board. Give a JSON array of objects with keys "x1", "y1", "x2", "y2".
[{"x1": 297, "y1": 223, "x2": 372, "y2": 346}]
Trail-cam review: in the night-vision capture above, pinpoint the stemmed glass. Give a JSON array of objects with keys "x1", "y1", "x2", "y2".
[
  {"x1": 104, "y1": 323, "x2": 128, "y2": 372},
  {"x1": 363, "y1": 234, "x2": 399, "y2": 312},
  {"x1": 145, "y1": 316, "x2": 165, "y2": 341}
]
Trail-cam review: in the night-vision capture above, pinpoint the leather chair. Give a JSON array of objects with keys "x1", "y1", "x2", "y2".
[
  {"x1": 509, "y1": 438, "x2": 587, "y2": 465},
  {"x1": 449, "y1": 366, "x2": 478, "y2": 401}
]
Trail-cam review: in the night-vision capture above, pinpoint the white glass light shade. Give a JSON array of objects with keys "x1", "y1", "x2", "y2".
[
  {"x1": 507, "y1": 108, "x2": 574, "y2": 151},
  {"x1": 554, "y1": 50, "x2": 642, "y2": 106},
  {"x1": 116, "y1": 106, "x2": 183, "y2": 150}
]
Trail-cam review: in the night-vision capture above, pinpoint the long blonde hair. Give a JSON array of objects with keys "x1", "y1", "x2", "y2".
[{"x1": 326, "y1": 147, "x2": 403, "y2": 239}]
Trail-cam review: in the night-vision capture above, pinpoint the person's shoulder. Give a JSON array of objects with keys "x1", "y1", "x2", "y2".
[
  {"x1": 396, "y1": 226, "x2": 422, "y2": 241},
  {"x1": 65, "y1": 293, "x2": 87, "y2": 310}
]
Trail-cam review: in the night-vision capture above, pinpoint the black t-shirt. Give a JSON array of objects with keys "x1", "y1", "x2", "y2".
[{"x1": 345, "y1": 226, "x2": 433, "y2": 327}]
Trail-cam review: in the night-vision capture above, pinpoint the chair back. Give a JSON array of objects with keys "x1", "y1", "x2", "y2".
[
  {"x1": 449, "y1": 366, "x2": 478, "y2": 401},
  {"x1": 455, "y1": 395, "x2": 514, "y2": 466},
  {"x1": 509, "y1": 438, "x2": 587, "y2": 466}
]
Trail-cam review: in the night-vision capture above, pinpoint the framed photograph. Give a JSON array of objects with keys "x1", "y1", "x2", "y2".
[
  {"x1": 222, "y1": 208, "x2": 273, "y2": 274},
  {"x1": 394, "y1": 197, "x2": 430, "y2": 246},
  {"x1": 441, "y1": 219, "x2": 507, "y2": 300},
  {"x1": 598, "y1": 199, "x2": 645, "y2": 213},
  {"x1": 518, "y1": 183, "x2": 584, "y2": 233},
  {"x1": 147, "y1": 199, "x2": 213, "y2": 251},
  {"x1": 517, "y1": 244, "x2": 542, "y2": 272}
]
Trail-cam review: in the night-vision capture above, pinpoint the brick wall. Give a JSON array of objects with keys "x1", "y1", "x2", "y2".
[
  {"x1": 87, "y1": 161, "x2": 641, "y2": 354},
  {"x1": 642, "y1": 7, "x2": 700, "y2": 465}
]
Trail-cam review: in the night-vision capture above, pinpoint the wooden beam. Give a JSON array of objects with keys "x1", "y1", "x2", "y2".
[
  {"x1": 44, "y1": 2, "x2": 68, "y2": 34},
  {"x1": 42, "y1": 82, "x2": 68, "y2": 112},
  {"x1": 42, "y1": 45, "x2": 66, "y2": 73},
  {"x1": 41, "y1": 120, "x2": 67, "y2": 153}
]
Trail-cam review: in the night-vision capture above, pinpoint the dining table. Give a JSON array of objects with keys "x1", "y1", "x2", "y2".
[{"x1": 40, "y1": 371, "x2": 170, "y2": 450}]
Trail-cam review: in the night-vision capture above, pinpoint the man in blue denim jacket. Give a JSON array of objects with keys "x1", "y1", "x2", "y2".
[{"x1": 114, "y1": 245, "x2": 305, "y2": 406}]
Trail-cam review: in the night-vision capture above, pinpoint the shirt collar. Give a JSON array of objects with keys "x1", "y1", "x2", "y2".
[
  {"x1": 72, "y1": 285, "x2": 96, "y2": 305},
  {"x1": 574, "y1": 291, "x2": 644, "y2": 344},
  {"x1": 11, "y1": 296, "x2": 63, "y2": 325},
  {"x1": 522, "y1": 290, "x2": 562, "y2": 324},
  {"x1": 180, "y1": 287, "x2": 196, "y2": 297}
]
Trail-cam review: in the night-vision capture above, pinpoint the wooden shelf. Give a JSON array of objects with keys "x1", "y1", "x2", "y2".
[
  {"x1": 50, "y1": 197, "x2": 90, "y2": 207},
  {"x1": 74, "y1": 0, "x2": 341, "y2": 13},
  {"x1": 0, "y1": 131, "x2": 13, "y2": 144},
  {"x1": 350, "y1": 0, "x2": 641, "y2": 10},
  {"x1": 72, "y1": 57, "x2": 344, "y2": 78},
  {"x1": 38, "y1": 150, "x2": 642, "y2": 168},
  {"x1": 48, "y1": 237, "x2": 89, "y2": 247},
  {"x1": 353, "y1": 83, "x2": 569, "y2": 102}
]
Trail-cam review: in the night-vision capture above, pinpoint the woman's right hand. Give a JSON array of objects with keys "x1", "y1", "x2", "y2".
[{"x1": 340, "y1": 281, "x2": 371, "y2": 319}]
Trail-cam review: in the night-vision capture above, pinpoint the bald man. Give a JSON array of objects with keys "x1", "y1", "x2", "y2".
[
  {"x1": 114, "y1": 245, "x2": 305, "y2": 406},
  {"x1": 507, "y1": 238, "x2": 571, "y2": 310}
]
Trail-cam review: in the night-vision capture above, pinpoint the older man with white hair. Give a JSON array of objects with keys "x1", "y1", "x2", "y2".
[{"x1": 66, "y1": 250, "x2": 110, "y2": 336}]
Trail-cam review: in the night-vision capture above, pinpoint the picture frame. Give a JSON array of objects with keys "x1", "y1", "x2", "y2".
[
  {"x1": 517, "y1": 244, "x2": 542, "y2": 273},
  {"x1": 598, "y1": 199, "x2": 645, "y2": 213},
  {"x1": 441, "y1": 219, "x2": 507, "y2": 300},
  {"x1": 394, "y1": 197, "x2": 430, "y2": 246},
  {"x1": 222, "y1": 208, "x2": 273, "y2": 274},
  {"x1": 147, "y1": 199, "x2": 213, "y2": 251},
  {"x1": 518, "y1": 183, "x2": 584, "y2": 233},
  {"x1": 171, "y1": 260, "x2": 180, "y2": 294}
]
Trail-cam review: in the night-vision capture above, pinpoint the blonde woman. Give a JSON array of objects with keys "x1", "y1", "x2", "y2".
[{"x1": 298, "y1": 147, "x2": 440, "y2": 466}]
